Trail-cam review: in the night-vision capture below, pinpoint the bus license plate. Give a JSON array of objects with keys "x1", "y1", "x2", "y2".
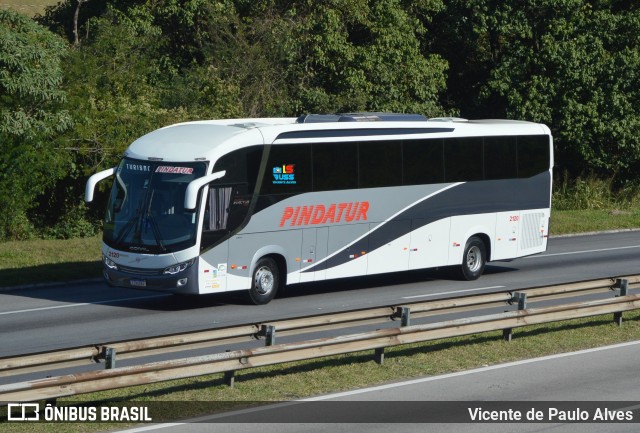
[{"x1": 130, "y1": 279, "x2": 147, "y2": 287}]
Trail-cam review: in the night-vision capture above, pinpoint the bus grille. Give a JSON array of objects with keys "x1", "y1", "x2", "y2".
[
  {"x1": 117, "y1": 265, "x2": 163, "y2": 276},
  {"x1": 520, "y1": 212, "x2": 545, "y2": 249}
]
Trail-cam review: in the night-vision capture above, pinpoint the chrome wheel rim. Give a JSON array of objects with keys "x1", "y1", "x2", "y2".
[
  {"x1": 254, "y1": 266, "x2": 275, "y2": 295},
  {"x1": 466, "y1": 245, "x2": 482, "y2": 273}
]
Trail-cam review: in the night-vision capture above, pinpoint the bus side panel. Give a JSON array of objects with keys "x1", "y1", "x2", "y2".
[
  {"x1": 198, "y1": 241, "x2": 229, "y2": 294},
  {"x1": 448, "y1": 214, "x2": 496, "y2": 266},
  {"x1": 228, "y1": 230, "x2": 303, "y2": 287},
  {"x1": 366, "y1": 219, "x2": 411, "y2": 275},
  {"x1": 314, "y1": 227, "x2": 329, "y2": 281},
  {"x1": 408, "y1": 218, "x2": 451, "y2": 270},
  {"x1": 493, "y1": 211, "x2": 520, "y2": 261},
  {"x1": 298, "y1": 228, "x2": 316, "y2": 284},
  {"x1": 299, "y1": 227, "x2": 329, "y2": 283},
  {"x1": 325, "y1": 223, "x2": 369, "y2": 280}
]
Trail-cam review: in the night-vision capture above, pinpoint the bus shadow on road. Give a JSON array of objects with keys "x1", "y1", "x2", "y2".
[
  {"x1": 0, "y1": 262, "x2": 519, "y2": 311},
  {"x1": 274, "y1": 264, "x2": 519, "y2": 301},
  {"x1": 0, "y1": 261, "x2": 102, "y2": 290}
]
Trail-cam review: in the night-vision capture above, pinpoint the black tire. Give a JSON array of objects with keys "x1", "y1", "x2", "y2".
[
  {"x1": 457, "y1": 236, "x2": 486, "y2": 281},
  {"x1": 247, "y1": 257, "x2": 280, "y2": 305}
]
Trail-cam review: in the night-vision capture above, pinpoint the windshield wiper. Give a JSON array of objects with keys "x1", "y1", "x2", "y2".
[
  {"x1": 145, "y1": 213, "x2": 167, "y2": 253},
  {"x1": 115, "y1": 208, "x2": 142, "y2": 245}
]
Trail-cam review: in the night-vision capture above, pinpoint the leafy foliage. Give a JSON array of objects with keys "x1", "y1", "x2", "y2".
[
  {"x1": 0, "y1": 9, "x2": 71, "y2": 137},
  {"x1": 0, "y1": 9, "x2": 72, "y2": 240},
  {"x1": 272, "y1": 0, "x2": 448, "y2": 114},
  {"x1": 433, "y1": 0, "x2": 640, "y2": 178},
  {"x1": 1, "y1": 1, "x2": 639, "y2": 239}
]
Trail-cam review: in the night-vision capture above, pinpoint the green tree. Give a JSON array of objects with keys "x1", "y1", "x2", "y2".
[
  {"x1": 37, "y1": 0, "x2": 146, "y2": 44},
  {"x1": 272, "y1": 0, "x2": 448, "y2": 115},
  {"x1": 433, "y1": 0, "x2": 640, "y2": 180},
  {"x1": 43, "y1": 11, "x2": 191, "y2": 232},
  {"x1": 0, "y1": 9, "x2": 72, "y2": 239},
  {"x1": 60, "y1": 6, "x2": 244, "y2": 168},
  {"x1": 40, "y1": 5, "x2": 244, "y2": 233},
  {"x1": 150, "y1": 0, "x2": 450, "y2": 116}
]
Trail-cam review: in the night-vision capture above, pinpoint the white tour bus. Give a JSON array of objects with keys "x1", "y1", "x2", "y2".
[{"x1": 85, "y1": 113, "x2": 553, "y2": 304}]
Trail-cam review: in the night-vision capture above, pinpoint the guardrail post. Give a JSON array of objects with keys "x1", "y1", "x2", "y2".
[
  {"x1": 616, "y1": 279, "x2": 629, "y2": 297},
  {"x1": 504, "y1": 292, "x2": 528, "y2": 341},
  {"x1": 396, "y1": 307, "x2": 411, "y2": 327},
  {"x1": 374, "y1": 348, "x2": 385, "y2": 365},
  {"x1": 44, "y1": 377, "x2": 57, "y2": 406},
  {"x1": 223, "y1": 350, "x2": 235, "y2": 387},
  {"x1": 513, "y1": 292, "x2": 527, "y2": 310},
  {"x1": 105, "y1": 347, "x2": 116, "y2": 369},
  {"x1": 613, "y1": 279, "x2": 629, "y2": 326},
  {"x1": 261, "y1": 325, "x2": 276, "y2": 346},
  {"x1": 224, "y1": 370, "x2": 235, "y2": 387},
  {"x1": 613, "y1": 312, "x2": 623, "y2": 326}
]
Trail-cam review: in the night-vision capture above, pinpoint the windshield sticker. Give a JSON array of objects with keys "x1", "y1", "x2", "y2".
[
  {"x1": 272, "y1": 164, "x2": 296, "y2": 185},
  {"x1": 155, "y1": 166, "x2": 194, "y2": 174},
  {"x1": 125, "y1": 163, "x2": 151, "y2": 172}
]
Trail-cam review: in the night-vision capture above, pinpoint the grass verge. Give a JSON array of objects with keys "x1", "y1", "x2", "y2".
[
  {"x1": 0, "y1": 0, "x2": 57, "y2": 16},
  {"x1": 3, "y1": 310, "x2": 640, "y2": 432},
  {"x1": 0, "y1": 236, "x2": 102, "y2": 288},
  {"x1": 551, "y1": 209, "x2": 640, "y2": 234}
]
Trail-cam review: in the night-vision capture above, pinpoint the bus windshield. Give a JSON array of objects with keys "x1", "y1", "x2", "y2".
[{"x1": 103, "y1": 158, "x2": 207, "y2": 254}]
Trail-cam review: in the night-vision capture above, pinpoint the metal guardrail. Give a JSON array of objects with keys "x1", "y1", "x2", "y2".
[
  {"x1": 0, "y1": 275, "x2": 638, "y2": 402},
  {"x1": 1, "y1": 275, "x2": 632, "y2": 377}
]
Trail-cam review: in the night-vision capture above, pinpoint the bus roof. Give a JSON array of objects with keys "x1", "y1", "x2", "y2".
[{"x1": 123, "y1": 114, "x2": 550, "y2": 163}]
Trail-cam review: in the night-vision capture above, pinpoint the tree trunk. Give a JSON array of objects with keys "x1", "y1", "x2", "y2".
[{"x1": 73, "y1": 0, "x2": 87, "y2": 46}]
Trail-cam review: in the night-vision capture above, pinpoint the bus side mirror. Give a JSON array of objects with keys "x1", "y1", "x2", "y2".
[
  {"x1": 85, "y1": 167, "x2": 116, "y2": 203},
  {"x1": 184, "y1": 170, "x2": 226, "y2": 211}
]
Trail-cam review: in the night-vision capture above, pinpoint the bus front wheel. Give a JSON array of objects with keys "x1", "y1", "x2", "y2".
[
  {"x1": 248, "y1": 257, "x2": 280, "y2": 305},
  {"x1": 458, "y1": 236, "x2": 486, "y2": 281}
]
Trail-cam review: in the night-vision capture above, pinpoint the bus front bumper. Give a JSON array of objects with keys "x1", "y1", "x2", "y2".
[{"x1": 102, "y1": 262, "x2": 199, "y2": 294}]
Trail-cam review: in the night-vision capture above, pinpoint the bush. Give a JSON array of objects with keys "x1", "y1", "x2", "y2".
[
  {"x1": 44, "y1": 203, "x2": 100, "y2": 240},
  {"x1": 553, "y1": 173, "x2": 640, "y2": 211}
]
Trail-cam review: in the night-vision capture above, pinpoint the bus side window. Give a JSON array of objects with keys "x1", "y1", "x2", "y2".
[
  {"x1": 359, "y1": 140, "x2": 402, "y2": 188},
  {"x1": 444, "y1": 137, "x2": 483, "y2": 182},
  {"x1": 201, "y1": 186, "x2": 232, "y2": 251},
  {"x1": 313, "y1": 142, "x2": 358, "y2": 191},
  {"x1": 261, "y1": 144, "x2": 312, "y2": 195},
  {"x1": 484, "y1": 136, "x2": 517, "y2": 180},
  {"x1": 201, "y1": 184, "x2": 250, "y2": 251},
  {"x1": 205, "y1": 186, "x2": 233, "y2": 231},
  {"x1": 403, "y1": 139, "x2": 444, "y2": 185},
  {"x1": 517, "y1": 135, "x2": 550, "y2": 178}
]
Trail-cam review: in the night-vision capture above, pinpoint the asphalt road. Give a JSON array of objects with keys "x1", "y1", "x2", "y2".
[
  {"x1": 1, "y1": 230, "x2": 639, "y2": 359},
  {"x1": 110, "y1": 340, "x2": 640, "y2": 433}
]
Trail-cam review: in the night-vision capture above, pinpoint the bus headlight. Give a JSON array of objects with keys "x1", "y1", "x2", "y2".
[
  {"x1": 103, "y1": 256, "x2": 118, "y2": 270},
  {"x1": 163, "y1": 258, "x2": 195, "y2": 275}
]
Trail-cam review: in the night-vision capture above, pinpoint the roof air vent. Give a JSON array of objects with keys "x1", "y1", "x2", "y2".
[{"x1": 296, "y1": 112, "x2": 428, "y2": 123}]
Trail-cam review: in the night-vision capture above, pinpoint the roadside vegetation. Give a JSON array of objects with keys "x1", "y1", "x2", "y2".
[
  {"x1": 552, "y1": 175, "x2": 640, "y2": 235},
  {"x1": 0, "y1": 236, "x2": 101, "y2": 288},
  {"x1": 1, "y1": 1, "x2": 640, "y2": 242},
  {"x1": 0, "y1": 0, "x2": 52, "y2": 16}
]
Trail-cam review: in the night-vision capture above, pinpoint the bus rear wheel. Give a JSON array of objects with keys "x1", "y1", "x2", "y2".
[
  {"x1": 248, "y1": 257, "x2": 280, "y2": 305},
  {"x1": 457, "y1": 236, "x2": 486, "y2": 281}
]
